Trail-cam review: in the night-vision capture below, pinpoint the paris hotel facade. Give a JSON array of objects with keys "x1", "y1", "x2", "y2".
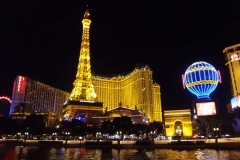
[{"x1": 92, "y1": 65, "x2": 162, "y2": 122}]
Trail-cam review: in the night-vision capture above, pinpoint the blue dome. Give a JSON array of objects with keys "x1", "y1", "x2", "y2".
[{"x1": 183, "y1": 61, "x2": 221, "y2": 99}]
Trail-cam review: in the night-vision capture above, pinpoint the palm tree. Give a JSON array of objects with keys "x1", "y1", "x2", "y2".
[{"x1": 231, "y1": 107, "x2": 240, "y2": 136}]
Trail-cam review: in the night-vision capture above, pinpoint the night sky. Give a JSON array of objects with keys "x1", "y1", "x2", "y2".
[{"x1": 1, "y1": 1, "x2": 240, "y2": 114}]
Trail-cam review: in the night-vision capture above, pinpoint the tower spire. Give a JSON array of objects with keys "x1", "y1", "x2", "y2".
[
  {"x1": 84, "y1": 5, "x2": 90, "y2": 19},
  {"x1": 69, "y1": 7, "x2": 96, "y2": 101}
]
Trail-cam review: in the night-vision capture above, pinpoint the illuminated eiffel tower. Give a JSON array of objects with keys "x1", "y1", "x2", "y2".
[{"x1": 62, "y1": 7, "x2": 103, "y2": 121}]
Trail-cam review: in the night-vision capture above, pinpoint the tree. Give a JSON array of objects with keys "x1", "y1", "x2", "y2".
[
  {"x1": 148, "y1": 121, "x2": 164, "y2": 135},
  {"x1": 199, "y1": 115, "x2": 223, "y2": 136},
  {"x1": 22, "y1": 114, "x2": 46, "y2": 136},
  {"x1": 112, "y1": 116, "x2": 133, "y2": 135},
  {"x1": 60, "y1": 120, "x2": 71, "y2": 130},
  {"x1": 101, "y1": 120, "x2": 114, "y2": 135},
  {"x1": 233, "y1": 107, "x2": 240, "y2": 119},
  {"x1": 0, "y1": 116, "x2": 20, "y2": 135},
  {"x1": 131, "y1": 123, "x2": 147, "y2": 137},
  {"x1": 71, "y1": 119, "x2": 86, "y2": 136},
  {"x1": 231, "y1": 107, "x2": 240, "y2": 136}
]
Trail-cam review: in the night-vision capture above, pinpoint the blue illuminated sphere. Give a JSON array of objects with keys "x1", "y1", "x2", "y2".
[{"x1": 183, "y1": 61, "x2": 220, "y2": 99}]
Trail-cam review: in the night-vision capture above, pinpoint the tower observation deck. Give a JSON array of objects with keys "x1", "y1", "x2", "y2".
[{"x1": 62, "y1": 8, "x2": 103, "y2": 121}]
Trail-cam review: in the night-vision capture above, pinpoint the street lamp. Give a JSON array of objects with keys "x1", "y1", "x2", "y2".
[
  {"x1": 96, "y1": 132, "x2": 101, "y2": 142},
  {"x1": 116, "y1": 131, "x2": 122, "y2": 140},
  {"x1": 119, "y1": 131, "x2": 122, "y2": 140},
  {"x1": 213, "y1": 127, "x2": 219, "y2": 143},
  {"x1": 24, "y1": 132, "x2": 29, "y2": 142},
  {"x1": 52, "y1": 132, "x2": 57, "y2": 141},
  {"x1": 65, "y1": 132, "x2": 70, "y2": 135},
  {"x1": 213, "y1": 128, "x2": 219, "y2": 137},
  {"x1": 65, "y1": 132, "x2": 70, "y2": 144},
  {"x1": 17, "y1": 132, "x2": 21, "y2": 142},
  {"x1": 96, "y1": 132, "x2": 101, "y2": 137}
]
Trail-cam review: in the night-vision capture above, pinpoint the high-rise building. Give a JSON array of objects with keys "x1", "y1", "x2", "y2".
[
  {"x1": 62, "y1": 8, "x2": 103, "y2": 120},
  {"x1": 63, "y1": 8, "x2": 162, "y2": 122},
  {"x1": 223, "y1": 44, "x2": 240, "y2": 96},
  {"x1": 92, "y1": 64, "x2": 162, "y2": 122},
  {"x1": 10, "y1": 75, "x2": 70, "y2": 119}
]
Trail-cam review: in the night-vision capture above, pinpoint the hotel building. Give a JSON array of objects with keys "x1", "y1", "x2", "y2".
[
  {"x1": 223, "y1": 44, "x2": 240, "y2": 97},
  {"x1": 92, "y1": 64, "x2": 162, "y2": 122},
  {"x1": 10, "y1": 75, "x2": 70, "y2": 119}
]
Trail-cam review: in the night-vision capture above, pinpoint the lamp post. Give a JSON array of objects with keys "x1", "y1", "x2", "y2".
[
  {"x1": 52, "y1": 132, "x2": 57, "y2": 141},
  {"x1": 150, "y1": 131, "x2": 156, "y2": 141},
  {"x1": 213, "y1": 127, "x2": 219, "y2": 143},
  {"x1": 96, "y1": 132, "x2": 101, "y2": 142},
  {"x1": 116, "y1": 131, "x2": 122, "y2": 144},
  {"x1": 96, "y1": 132, "x2": 101, "y2": 138},
  {"x1": 17, "y1": 132, "x2": 21, "y2": 142},
  {"x1": 24, "y1": 132, "x2": 29, "y2": 142},
  {"x1": 65, "y1": 132, "x2": 70, "y2": 144}
]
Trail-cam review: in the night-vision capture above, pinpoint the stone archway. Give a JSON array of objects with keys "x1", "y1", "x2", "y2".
[{"x1": 164, "y1": 109, "x2": 192, "y2": 137}]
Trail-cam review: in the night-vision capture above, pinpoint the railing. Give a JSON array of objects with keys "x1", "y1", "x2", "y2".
[{"x1": 0, "y1": 138, "x2": 239, "y2": 145}]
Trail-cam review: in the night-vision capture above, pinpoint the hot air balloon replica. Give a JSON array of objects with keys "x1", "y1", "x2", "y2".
[{"x1": 182, "y1": 61, "x2": 221, "y2": 116}]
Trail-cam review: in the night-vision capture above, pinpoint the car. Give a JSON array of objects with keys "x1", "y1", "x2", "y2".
[
  {"x1": 207, "y1": 134, "x2": 214, "y2": 139},
  {"x1": 198, "y1": 135, "x2": 205, "y2": 139},
  {"x1": 224, "y1": 133, "x2": 231, "y2": 138},
  {"x1": 192, "y1": 134, "x2": 198, "y2": 139}
]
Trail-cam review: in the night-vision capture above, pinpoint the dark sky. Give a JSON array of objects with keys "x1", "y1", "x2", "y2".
[{"x1": 1, "y1": 1, "x2": 240, "y2": 113}]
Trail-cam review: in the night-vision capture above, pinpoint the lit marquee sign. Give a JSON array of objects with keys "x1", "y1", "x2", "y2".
[
  {"x1": 225, "y1": 52, "x2": 240, "y2": 65},
  {"x1": 196, "y1": 101, "x2": 217, "y2": 116}
]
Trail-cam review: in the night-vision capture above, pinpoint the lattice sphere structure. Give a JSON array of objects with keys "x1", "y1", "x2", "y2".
[{"x1": 182, "y1": 61, "x2": 221, "y2": 99}]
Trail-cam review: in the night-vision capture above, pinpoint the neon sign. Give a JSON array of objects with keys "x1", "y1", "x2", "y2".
[
  {"x1": 0, "y1": 96, "x2": 12, "y2": 103},
  {"x1": 17, "y1": 76, "x2": 22, "y2": 92},
  {"x1": 183, "y1": 61, "x2": 221, "y2": 99},
  {"x1": 17, "y1": 76, "x2": 26, "y2": 93}
]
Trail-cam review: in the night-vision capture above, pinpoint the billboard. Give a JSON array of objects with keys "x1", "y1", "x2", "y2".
[
  {"x1": 231, "y1": 94, "x2": 240, "y2": 109},
  {"x1": 195, "y1": 101, "x2": 217, "y2": 116}
]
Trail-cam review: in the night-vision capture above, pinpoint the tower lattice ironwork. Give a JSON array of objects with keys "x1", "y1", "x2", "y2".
[
  {"x1": 69, "y1": 8, "x2": 97, "y2": 101},
  {"x1": 62, "y1": 8, "x2": 103, "y2": 121}
]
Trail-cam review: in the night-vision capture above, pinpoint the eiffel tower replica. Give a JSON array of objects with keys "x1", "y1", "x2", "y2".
[{"x1": 62, "y1": 7, "x2": 103, "y2": 121}]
